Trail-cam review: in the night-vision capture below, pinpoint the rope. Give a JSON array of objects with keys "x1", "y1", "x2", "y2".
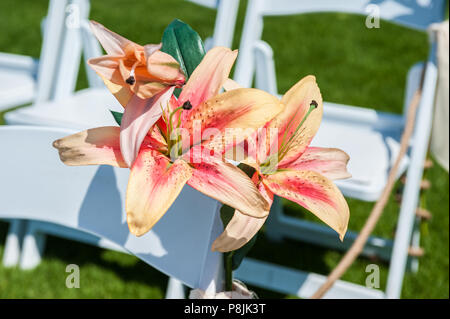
[{"x1": 310, "y1": 67, "x2": 426, "y2": 299}]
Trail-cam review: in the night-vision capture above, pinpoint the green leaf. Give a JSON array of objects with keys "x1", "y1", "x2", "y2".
[
  {"x1": 232, "y1": 233, "x2": 258, "y2": 271},
  {"x1": 110, "y1": 110, "x2": 123, "y2": 126},
  {"x1": 161, "y1": 19, "x2": 205, "y2": 80},
  {"x1": 238, "y1": 163, "x2": 256, "y2": 177},
  {"x1": 220, "y1": 203, "x2": 235, "y2": 227}
]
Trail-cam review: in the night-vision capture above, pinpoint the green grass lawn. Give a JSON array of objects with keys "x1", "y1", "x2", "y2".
[{"x1": 0, "y1": 0, "x2": 448, "y2": 298}]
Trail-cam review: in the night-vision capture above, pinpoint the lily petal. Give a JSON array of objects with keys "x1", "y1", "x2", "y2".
[
  {"x1": 90, "y1": 20, "x2": 138, "y2": 56},
  {"x1": 126, "y1": 149, "x2": 192, "y2": 236},
  {"x1": 213, "y1": 211, "x2": 267, "y2": 253},
  {"x1": 281, "y1": 147, "x2": 351, "y2": 180},
  {"x1": 272, "y1": 75, "x2": 323, "y2": 166},
  {"x1": 184, "y1": 146, "x2": 270, "y2": 219},
  {"x1": 178, "y1": 47, "x2": 238, "y2": 110},
  {"x1": 52, "y1": 126, "x2": 127, "y2": 168},
  {"x1": 263, "y1": 170, "x2": 349, "y2": 240},
  {"x1": 212, "y1": 175, "x2": 273, "y2": 252},
  {"x1": 87, "y1": 56, "x2": 133, "y2": 107},
  {"x1": 223, "y1": 78, "x2": 242, "y2": 91},
  {"x1": 87, "y1": 55, "x2": 122, "y2": 84},
  {"x1": 185, "y1": 88, "x2": 284, "y2": 152},
  {"x1": 120, "y1": 86, "x2": 175, "y2": 167},
  {"x1": 117, "y1": 59, "x2": 169, "y2": 100},
  {"x1": 144, "y1": 44, "x2": 185, "y2": 84},
  {"x1": 131, "y1": 81, "x2": 169, "y2": 100}
]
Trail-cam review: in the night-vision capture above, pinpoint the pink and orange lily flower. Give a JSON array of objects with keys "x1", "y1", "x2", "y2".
[
  {"x1": 53, "y1": 46, "x2": 285, "y2": 237},
  {"x1": 212, "y1": 75, "x2": 351, "y2": 252},
  {"x1": 88, "y1": 21, "x2": 186, "y2": 167}
]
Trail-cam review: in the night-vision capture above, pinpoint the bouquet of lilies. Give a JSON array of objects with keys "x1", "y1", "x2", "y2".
[{"x1": 53, "y1": 19, "x2": 350, "y2": 294}]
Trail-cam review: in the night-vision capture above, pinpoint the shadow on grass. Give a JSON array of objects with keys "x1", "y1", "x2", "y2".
[
  {"x1": 0, "y1": 220, "x2": 168, "y2": 297},
  {"x1": 44, "y1": 236, "x2": 168, "y2": 289}
]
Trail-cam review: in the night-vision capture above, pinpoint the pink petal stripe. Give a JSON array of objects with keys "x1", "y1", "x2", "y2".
[
  {"x1": 178, "y1": 47, "x2": 238, "y2": 118},
  {"x1": 184, "y1": 146, "x2": 270, "y2": 219},
  {"x1": 281, "y1": 147, "x2": 351, "y2": 180},
  {"x1": 263, "y1": 169, "x2": 349, "y2": 240},
  {"x1": 126, "y1": 149, "x2": 192, "y2": 236}
]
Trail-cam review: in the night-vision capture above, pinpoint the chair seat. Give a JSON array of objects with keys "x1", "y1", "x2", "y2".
[
  {"x1": 5, "y1": 88, "x2": 122, "y2": 130},
  {"x1": 0, "y1": 68, "x2": 35, "y2": 111},
  {"x1": 312, "y1": 102, "x2": 409, "y2": 202}
]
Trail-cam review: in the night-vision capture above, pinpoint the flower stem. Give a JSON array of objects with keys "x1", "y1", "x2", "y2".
[{"x1": 224, "y1": 251, "x2": 234, "y2": 291}]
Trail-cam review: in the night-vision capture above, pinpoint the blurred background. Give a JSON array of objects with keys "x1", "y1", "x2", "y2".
[{"x1": 0, "y1": 0, "x2": 448, "y2": 298}]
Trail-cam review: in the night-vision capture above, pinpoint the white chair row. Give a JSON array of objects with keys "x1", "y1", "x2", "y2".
[{"x1": 232, "y1": 0, "x2": 444, "y2": 299}]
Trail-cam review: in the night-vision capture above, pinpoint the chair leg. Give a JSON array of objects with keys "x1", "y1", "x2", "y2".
[
  {"x1": 19, "y1": 221, "x2": 47, "y2": 270},
  {"x1": 2, "y1": 219, "x2": 26, "y2": 267},
  {"x1": 385, "y1": 190, "x2": 419, "y2": 299},
  {"x1": 165, "y1": 277, "x2": 186, "y2": 299}
]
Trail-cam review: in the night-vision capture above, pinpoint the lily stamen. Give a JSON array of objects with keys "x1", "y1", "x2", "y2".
[
  {"x1": 182, "y1": 100, "x2": 193, "y2": 110},
  {"x1": 167, "y1": 102, "x2": 192, "y2": 158},
  {"x1": 125, "y1": 60, "x2": 140, "y2": 85}
]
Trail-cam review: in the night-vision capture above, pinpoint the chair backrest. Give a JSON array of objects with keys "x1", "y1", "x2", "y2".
[
  {"x1": 35, "y1": 0, "x2": 73, "y2": 103},
  {"x1": 53, "y1": 0, "x2": 241, "y2": 96},
  {"x1": 51, "y1": 0, "x2": 92, "y2": 99},
  {"x1": 0, "y1": 125, "x2": 224, "y2": 292},
  {"x1": 34, "y1": 0, "x2": 104, "y2": 102},
  {"x1": 187, "y1": 0, "x2": 240, "y2": 49},
  {"x1": 234, "y1": 0, "x2": 446, "y2": 87}
]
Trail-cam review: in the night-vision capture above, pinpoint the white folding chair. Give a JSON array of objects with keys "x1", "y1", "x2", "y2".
[
  {"x1": 232, "y1": 0, "x2": 445, "y2": 298},
  {"x1": 4, "y1": 0, "x2": 114, "y2": 130},
  {"x1": 1, "y1": 0, "x2": 107, "y2": 269},
  {"x1": 188, "y1": 0, "x2": 240, "y2": 50},
  {"x1": 1, "y1": 0, "x2": 78, "y2": 267},
  {"x1": 0, "y1": 125, "x2": 224, "y2": 296},
  {"x1": 0, "y1": 52, "x2": 37, "y2": 111},
  {"x1": 0, "y1": 0, "x2": 69, "y2": 111},
  {"x1": 2, "y1": 0, "x2": 240, "y2": 298}
]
